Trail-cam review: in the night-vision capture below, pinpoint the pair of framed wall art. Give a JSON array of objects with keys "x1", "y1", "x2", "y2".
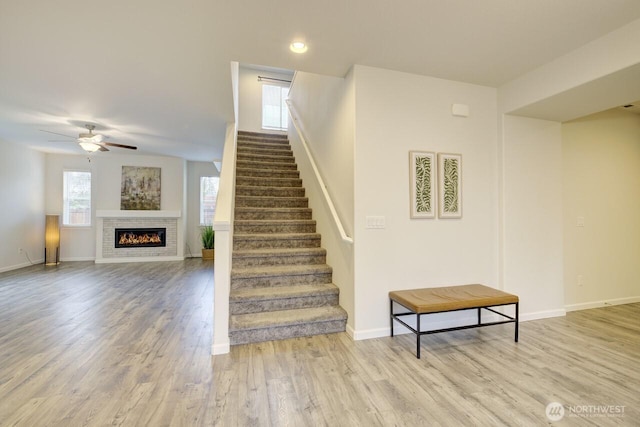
[{"x1": 409, "y1": 151, "x2": 462, "y2": 219}]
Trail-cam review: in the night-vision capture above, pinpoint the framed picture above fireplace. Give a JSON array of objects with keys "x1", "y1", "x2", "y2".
[{"x1": 121, "y1": 166, "x2": 161, "y2": 210}]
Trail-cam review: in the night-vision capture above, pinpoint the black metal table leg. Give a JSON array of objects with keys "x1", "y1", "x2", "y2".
[
  {"x1": 390, "y1": 299, "x2": 394, "y2": 337},
  {"x1": 515, "y1": 302, "x2": 519, "y2": 342},
  {"x1": 477, "y1": 307, "x2": 481, "y2": 325},
  {"x1": 416, "y1": 313, "x2": 421, "y2": 359}
]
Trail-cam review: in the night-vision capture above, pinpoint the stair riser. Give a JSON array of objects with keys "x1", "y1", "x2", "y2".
[
  {"x1": 230, "y1": 319, "x2": 346, "y2": 345},
  {"x1": 235, "y1": 209, "x2": 312, "y2": 220},
  {"x1": 233, "y1": 237, "x2": 321, "y2": 250},
  {"x1": 237, "y1": 135, "x2": 289, "y2": 144},
  {"x1": 236, "y1": 168, "x2": 300, "y2": 179},
  {"x1": 235, "y1": 187, "x2": 305, "y2": 198},
  {"x1": 234, "y1": 222, "x2": 316, "y2": 234},
  {"x1": 238, "y1": 130, "x2": 289, "y2": 141},
  {"x1": 236, "y1": 177, "x2": 302, "y2": 188},
  {"x1": 235, "y1": 197, "x2": 308, "y2": 208},
  {"x1": 237, "y1": 141, "x2": 292, "y2": 152},
  {"x1": 236, "y1": 160, "x2": 298, "y2": 171},
  {"x1": 232, "y1": 253, "x2": 326, "y2": 268},
  {"x1": 237, "y1": 154, "x2": 295, "y2": 164},
  {"x1": 237, "y1": 147, "x2": 292, "y2": 157},
  {"x1": 231, "y1": 272, "x2": 332, "y2": 289},
  {"x1": 230, "y1": 293, "x2": 339, "y2": 315}
]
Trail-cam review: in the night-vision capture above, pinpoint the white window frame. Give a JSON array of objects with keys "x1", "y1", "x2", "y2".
[
  {"x1": 62, "y1": 170, "x2": 92, "y2": 227},
  {"x1": 200, "y1": 176, "x2": 219, "y2": 226},
  {"x1": 262, "y1": 84, "x2": 289, "y2": 131}
]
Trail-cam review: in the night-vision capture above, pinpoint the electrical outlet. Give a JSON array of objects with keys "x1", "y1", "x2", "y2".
[
  {"x1": 577, "y1": 275, "x2": 583, "y2": 287},
  {"x1": 18, "y1": 248, "x2": 23, "y2": 254}
]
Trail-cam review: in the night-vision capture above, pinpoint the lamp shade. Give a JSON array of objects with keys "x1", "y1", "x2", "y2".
[{"x1": 45, "y1": 214, "x2": 60, "y2": 265}]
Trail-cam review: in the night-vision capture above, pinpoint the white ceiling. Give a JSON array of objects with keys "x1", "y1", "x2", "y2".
[{"x1": 2, "y1": 0, "x2": 640, "y2": 161}]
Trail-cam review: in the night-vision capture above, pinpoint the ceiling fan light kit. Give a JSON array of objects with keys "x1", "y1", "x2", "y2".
[
  {"x1": 78, "y1": 141, "x2": 101, "y2": 152},
  {"x1": 41, "y1": 123, "x2": 138, "y2": 153}
]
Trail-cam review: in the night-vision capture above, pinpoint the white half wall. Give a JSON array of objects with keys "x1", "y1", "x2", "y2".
[
  {"x1": 352, "y1": 65, "x2": 499, "y2": 337},
  {"x1": 562, "y1": 109, "x2": 640, "y2": 310},
  {"x1": 0, "y1": 140, "x2": 45, "y2": 272},
  {"x1": 501, "y1": 115, "x2": 565, "y2": 319}
]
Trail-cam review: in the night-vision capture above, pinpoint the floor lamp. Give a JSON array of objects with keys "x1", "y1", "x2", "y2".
[{"x1": 45, "y1": 215, "x2": 60, "y2": 265}]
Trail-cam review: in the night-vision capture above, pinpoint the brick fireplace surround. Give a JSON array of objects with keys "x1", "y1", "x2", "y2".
[{"x1": 95, "y1": 210, "x2": 182, "y2": 263}]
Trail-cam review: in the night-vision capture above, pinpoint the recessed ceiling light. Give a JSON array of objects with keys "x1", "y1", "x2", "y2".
[{"x1": 290, "y1": 41, "x2": 308, "y2": 53}]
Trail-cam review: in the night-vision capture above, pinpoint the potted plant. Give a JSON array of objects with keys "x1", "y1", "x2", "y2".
[{"x1": 201, "y1": 225, "x2": 215, "y2": 261}]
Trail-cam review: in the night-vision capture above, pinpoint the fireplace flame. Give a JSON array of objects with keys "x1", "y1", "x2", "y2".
[{"x1": 118, "y1": 232, "x2": 162, "y2": 246}]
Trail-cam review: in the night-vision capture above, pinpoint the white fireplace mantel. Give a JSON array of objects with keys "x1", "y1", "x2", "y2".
[{"x1": 96, "y1": 210, "x2": 181, "y2": 218}]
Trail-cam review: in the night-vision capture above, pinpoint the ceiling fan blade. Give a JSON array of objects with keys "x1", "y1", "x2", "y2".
[
  {"x1": 48, "y1": 139, "x2": 76, "y2": 142},
  {"x1": 98, "y1": 145, "x2": 109, "y2": 152},
  {"x1": 39, "y1": 129, "x2": 76, "y2": 139},
  {"x1": 103, "y1": 142, "x2": 137, "y2": 150}
]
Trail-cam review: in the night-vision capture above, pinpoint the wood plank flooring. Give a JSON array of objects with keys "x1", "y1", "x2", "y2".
[{"x1": 0, "y1": 261, "x2": 638, "y2": 426}]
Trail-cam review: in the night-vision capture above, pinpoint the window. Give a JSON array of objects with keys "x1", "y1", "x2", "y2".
[
  {"x1": 262, "y1": 84, "x2": 289, "y2": 131},
  {"x1": 63, "y1": 171, "x2": 91, "y2": 226},
  {"x1": 200, "y1": 176, "x2": 219, "y2": 225}
]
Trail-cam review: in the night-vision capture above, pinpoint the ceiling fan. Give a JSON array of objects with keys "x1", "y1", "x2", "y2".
[{"x1": 41, "y1": 124, "x2": 137, "y2": 153}]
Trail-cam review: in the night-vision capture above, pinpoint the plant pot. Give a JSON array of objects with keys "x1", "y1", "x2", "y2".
[{"x1": 202, "y1": 248, "x2": 214, "y2": 261}]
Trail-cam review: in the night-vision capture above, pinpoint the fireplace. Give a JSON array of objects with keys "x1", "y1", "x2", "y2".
[{"x1": 115, "y1": 228, "x2": 167, "y2": 248}]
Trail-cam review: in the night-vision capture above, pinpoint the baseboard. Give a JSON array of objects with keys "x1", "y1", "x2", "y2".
[
  {"x1": 345, "y1": 324, "x2": 356, "y2": 339},
  {"x1": 60, "y1": 257, "x2": 95, "y2": 262},
  {"x1": 519, "y1": 308, "x2": 566, "y2": 321},
  {"x1": 212, "y1": 340, "x2": 230, "y2": 355},
  {"x1": 351, "y1": 308, "x2": 565, "y2": 341},
  {"x1": 0, "y1": 259, "x2": 44, "y2": 273},
  {"x1": 95, "y1": 256, "x2": 185, "y2": 264},
  {"x1": 565, "y1": 296, "x2": 640, "y2": 312}
]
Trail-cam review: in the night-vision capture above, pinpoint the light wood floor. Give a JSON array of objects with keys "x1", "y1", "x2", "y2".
[{"x1": 0, "y1": 261, "x2": 638, "y2": 426}]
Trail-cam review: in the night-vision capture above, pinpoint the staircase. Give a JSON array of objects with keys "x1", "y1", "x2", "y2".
[{"x1": 229, "y1": 130, "x2": 348, "y2": 345}]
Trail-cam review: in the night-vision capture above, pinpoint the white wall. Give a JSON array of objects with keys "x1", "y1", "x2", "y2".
[
  {"x1": 45, "y1": 153, "x2": 187, "y2": 261},
  {"x1": 352, "y1": 65, "x2": 499, "y2": 337},
  {"x1": 289, "y1": 70, "x2": 355, "y2": 235},
  {"x1": 562, "y1": 109, "x2": 640, "y2": 309},
  {"x1": 500, "y1": 115, "x2": 565, "y2": 319},
  {"x1": 238, "y1": 66, "x2": 293, "y2": 133},
  {"x1": 0, "y1": 140, "x2": 45, "y2": 272},
  {"x1": 287, "y1": 69, "x2": 356, "y2": 332},
  {"x1": 186, "y1": 160, "x2": 218, "y2": 257}
]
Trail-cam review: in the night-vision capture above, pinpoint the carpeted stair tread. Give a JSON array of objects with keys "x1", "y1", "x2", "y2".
[
  {"x1": 238, "y1": 131, "x2": 288, "y2": 140},
  {"x1": 236, "y1": 177, "x2": 303, "y2": 188},
  {"x1": 234, "y1": 219, "x2": 316, "y2": 234},
  {"x1": 230, "y1": 306, "x2": 347, "y2": 331},
  {"x1": 235, "y1": 196, "x2": 309, "y2": 208},
  {"x1": 237, "y1": 153, "x2": 296, "y2": 163},
  {"x1": 231, "y1": 263, "x2": 332, "y2": 279},
  {"x1": 232, "y1": 246, "x2": 326, "y2": 267},
  {"x1": 235, "y1": 207, "x2": 312, "y2": 220},
  {"x1": 233, "y1": 233, "x2": 321, "y2": 250},
  {"x1": 235, "y1": 167, "x2": 300, "y2": 179},
  {"x1": 235, "y1": 159, "x2": 298, "y2": 170},
  {"x1": 233, "y1": 247, "x2": 326, "y2": 258},
  {"x1": 237, "y1": 141, "x2": 293, "y2": 151},
  {"x1": 237, "y1": 146, "x2": 293, "y2": 156},
  {"x1": 235, "y1": 186, "x2": 305, "y2": 198},
  {"x1": 230, "y1": 283, "x2": 338, "y2": 302}
]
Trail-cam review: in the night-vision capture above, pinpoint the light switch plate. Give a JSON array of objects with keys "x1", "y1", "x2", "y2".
[{"x1": 365, "y1": 216, "x2": 386, "y2": 229}]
